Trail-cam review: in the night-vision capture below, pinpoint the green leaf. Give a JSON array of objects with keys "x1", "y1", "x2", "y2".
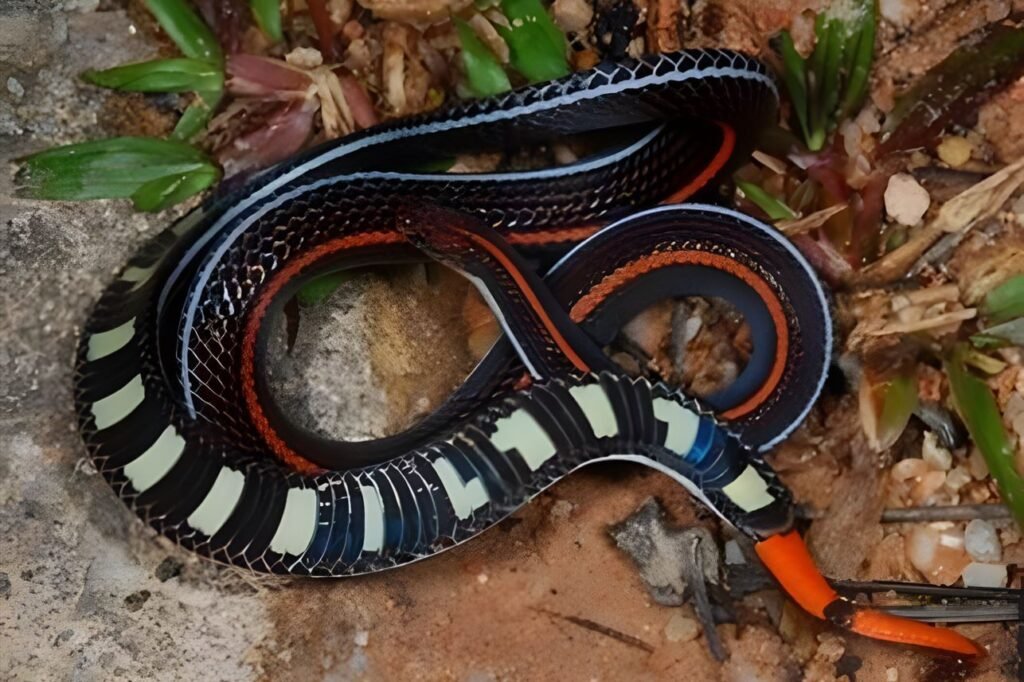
[
  {"x1": 970, "y1": 333, "x2": 1008, "y2": 350},
  {"x1": 455, "y1": 18, "x2": 512, "y2": 97},
  {"x1": 131, "y1": 164, "x2": 220, "y2": 211},
  {"x1": 945, "y1": 344, "x2": 1024, "y2": 528},
  {"x1": 776, "y1": 1, "x2": 877, "y2": 151},
  {"x1": 250, "y1": 0, "x2": 284, "y2": 43},
  {"x1": 170, "y1": 99, "x2": 214, "y2": 142},
  {"x1": 860, "y1": 366, "x2": 918, "y2": 452},
  {"x1": 144, "y1": 0, "x2": 222, "y2": 64},
  {"x1": 819, "y1": 19, "x2": 844, "y2": 135},
  {"x1": 736, "y1": 180, "x2": 797, "y2": 220},
  {"x1": 837, "y1": 0, "x2": 876, "y2": 120},
  {"x1": 981, "y1": 274, "x2": 1024, "y2": 324},
  {"x1": 776, "y1": 32, "x2": 810, "y2": 147},
  {"x1": 806, "y1": 13, "x2": 828, "y2": 151},
  {"x1": 973, "y1": 317, "x2": 1024, "y2": 348},
  {"x1": 297, "y1": 271, "x2": 352, "y2": 307},
  {"x1": 879, "y1": 371, "x2": 917, "y2": 442},
  {"x1": 170, "y1": 85, "x2": 222, "y2": 142},
  {"x1": 16, "y1": 137, "x2": 218, "y2": 210},
  {"x1": 83, "y1": 57, "x2": 223, "y2": 93},
  {"x1": 497, "y1": 0, "x2": 569, "y2": 83},
  {"x1": 964, "y1": 348, "x2": 1007, "y2": 375}
]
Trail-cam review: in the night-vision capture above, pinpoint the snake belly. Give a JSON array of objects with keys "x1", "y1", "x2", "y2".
[{"x1": 74, "y1": 49, "x2": 828, "y2": 576}]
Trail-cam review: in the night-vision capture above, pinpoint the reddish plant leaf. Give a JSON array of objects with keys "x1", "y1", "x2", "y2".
[
  {"x1": 306, "y1": 0, "x2": 338, "y2": 61},
  {"x1": 218, "y1": 99, "x2": 316, "y2": 174},
  {"x1": 195, "y1": 0, "x2": 253, "y2": 55},
  {"x1": 336, "y1": 71, "x2": 379, "y2": 129},
  {"x1": 850, "y1": 171, "x2": 887, "y2": 265},
  {"x1": 227, "y1": 54, "x2": 312, "y2": 97},
  {"x1": 791, "y1": 233, "x2": 854, "y2": 286}
]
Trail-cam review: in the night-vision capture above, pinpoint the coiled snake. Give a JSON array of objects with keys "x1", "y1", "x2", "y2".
[{"x1": 74, "y1": 49, "x2": 981, "y2": 656}]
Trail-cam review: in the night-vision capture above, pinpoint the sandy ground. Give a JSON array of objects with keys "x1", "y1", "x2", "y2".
[{"x1": 1, "y1": 1, "x2": 1020, "y2": 681}]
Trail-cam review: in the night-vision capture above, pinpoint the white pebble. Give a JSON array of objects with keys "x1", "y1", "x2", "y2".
[
  {"x1": 944, "y1": 465, "x2": 972, "y2": 493},
  {"x1": 967, "y1": 448, "x2": 990, "y2": 480},
  {"x1": 884, "y1": 173, "x2": 931, "y2": 226},
  {"x1": 921, "y1": 432, "x2": 952, "y2": 471},
  {"x1": 886, "y1": 667, "x2": 899, "y2": 682},
  {"x1": 961, "y1": 562, "x2": 1007, "y2": 588},
  {"x1": 551, "y1": 0, "x2": 593, "y2": 33},
  {"x1": 6, "y1": 77, "x2": 24, "y2": 99},
  {"x1": 353, "y1": 630, "x2": 369, "y2": 647},
  {"x1": 879, "y1": 0, "x2": 915, "y2": 26},
  {"x1": 910, "y1": 470, "x2": 946, "y2": 504},
  {"x1": 891, "y1": 457, "x2": 929, "y2": 482},
  {"x1": 964, "y1": 519, "x2": 1002, "y2": 562},
  {"x1": 285, "y1": 46, "x2": 324, "y2": 68},
  {"x1": 906, "y1": 525, "x2": 969, "y2": 585}
]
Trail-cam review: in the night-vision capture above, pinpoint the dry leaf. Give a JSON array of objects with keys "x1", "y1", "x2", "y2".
[{"x1": 778, "y1": 204, "x2": 848, "y2": 236}]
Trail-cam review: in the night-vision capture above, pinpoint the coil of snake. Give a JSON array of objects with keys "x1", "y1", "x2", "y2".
[{"x1": 74, "y1": 49, "x2": 982, "y2": 656}]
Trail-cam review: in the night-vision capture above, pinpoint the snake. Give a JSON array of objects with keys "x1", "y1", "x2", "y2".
[{"x1": 73, "y1": 49, "x2": 981, "y2": 656}]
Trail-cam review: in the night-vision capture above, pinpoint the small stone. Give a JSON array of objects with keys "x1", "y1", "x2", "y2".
[
  {"x1": 967, "y1": 448, "x2": 990, "y2": 480},
  {"x1": 621, "y1": 302, "x2": 671, "y2": 357},
  {"x1": 886, "y1": 667, "x2": 899, "y2": 682},
  {"x1": 6, "y1": 77, "x2": 24, "y2": 99},
  {"x1": 663, "y1": 612, "x2": 699, "y2": 642},
  {"x1": 552, "y1": 0, "x2": 593, "y2": 33},
  {"x1": 879, "y1": 0, "x2": 918, "y2": 26},
  {"x1": 961, "y1": 562, "x2": 1007, "y2": 588},
  {"x1": 964, "y1": 519, "x2": 1001, "y2": 562},
  {"x1": 815, "y1": 633, "x2": 845, "y2": 664},
  {"x1": 937, "y1": 136, "x2": 973, "y2": 168},
  {"x1": 724, "y1": 540, "x2": 746, "y2": 565},
  {"x1": 884, "y1": 173, "x2": 931, "y2": 226},
  {"x1": 943, "y1": 465, "x2": 972, "y2": 493},
  {"x1": 891, "y1": 457, "x2": 929, "y2": 482},
  {"x1": 285, "y1": 46, "x2": 324, "y2": 68},
  {"x1": 909, "y1": 470, "x2": 946, "y2": 504},
  {"x1": 353, "y1": 629, "x2": 369, "y2": 646},
  {"x1": 921, "y1": 432, "x2": 952, "y2": 471},
  {"x1": 906, "y1": 525, "x2": 970, "y2": 585},
  {"x1": 476, "y1": 573, "x2": 488, "y2": 584}
]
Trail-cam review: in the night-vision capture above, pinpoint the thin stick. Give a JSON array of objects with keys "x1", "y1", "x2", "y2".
[
  {"x1": 880, "y1": 504, "x2": 1012, "y2": 523},
  {"x1": 797, "y1": 504, "x2": 1012, "y2": 522}
]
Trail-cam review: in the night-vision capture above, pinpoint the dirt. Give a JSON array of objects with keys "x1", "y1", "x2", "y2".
[{"x1": 1, "y1": 1, "x2": 1021, "y2": 681}]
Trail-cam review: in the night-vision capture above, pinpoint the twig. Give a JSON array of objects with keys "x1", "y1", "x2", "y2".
[
  {"x1": 867, "y1": 307, "x2": 976, "y2": 335},
  {"x1": 680, "y1": 533, "x2": 727, "y2": 661},
  {"x1": 894, "y1": 284, "x2": 961, "y2": 307},
  {"x1": 880, "y1": 504, "x2": 1012, "y2": 523},
  {"x1": 537, "y1": 609, "x2": 655, "y2": 653},
  {"x1": 796, "y1": 503, "x2": 1012, "y2": 522},
  {"x1": 752, "y1": 150, "x2": 788, "y2": 174},
  {"x1": 777, "y1": 204, "x2": 848, "y2": 236}
]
